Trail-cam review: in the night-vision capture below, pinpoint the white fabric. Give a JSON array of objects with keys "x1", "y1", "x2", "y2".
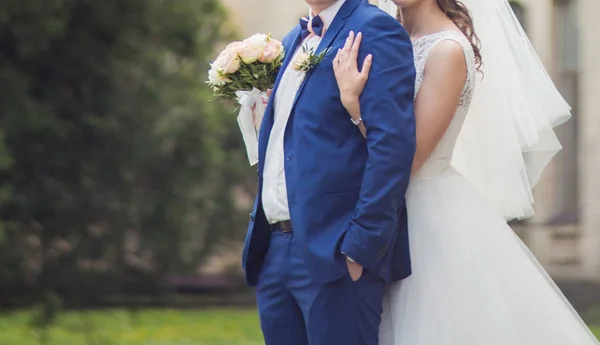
[
  {"x1": 236, "y1": 88, "x2": 269, "y2": 166},
  {"x1": 261, "y1": 1, "x2": 346, "y2": 224},
  {"x1": 379, "y1": 168, "x2": 599, "y2": 345},
  {"x1": 378, "y1": 0, "x2": 397, "y2": 16},
  {"x1": 378, "y1": 0, "x2": 570, "y2": 222},
  {"x1": 447, "y1": 0, "x2": 571, "y2": 221},
  {"x1": 375, "y1": 28, "x2": 598, "y2": 345}
]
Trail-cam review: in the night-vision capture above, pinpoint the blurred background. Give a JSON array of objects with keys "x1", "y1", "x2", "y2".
[{"x1": 0, "y1": 0, "x2": 598, "y2": 344}]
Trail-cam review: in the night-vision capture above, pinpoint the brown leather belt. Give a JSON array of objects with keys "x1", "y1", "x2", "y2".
[{"x1": 271, "y1": 220, "x2": 293, "y2": 232}]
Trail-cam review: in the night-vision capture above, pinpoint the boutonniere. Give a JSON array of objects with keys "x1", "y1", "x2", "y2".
[
  {"x1": 292, "y1": 44, "x2": 330, "y2": 88},
  {"x1": 292, "y1": 45, "x2": 330, "y2": 73}
]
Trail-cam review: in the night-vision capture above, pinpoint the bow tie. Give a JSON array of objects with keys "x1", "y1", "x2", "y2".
[{"x1": 300, "y1": 15, "x2": 325, "y2": 39}]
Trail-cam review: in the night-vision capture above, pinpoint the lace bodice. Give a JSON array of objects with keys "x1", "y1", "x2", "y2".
[{"x1": 412, "y1": 31, "x2": 476, "y2": 179}]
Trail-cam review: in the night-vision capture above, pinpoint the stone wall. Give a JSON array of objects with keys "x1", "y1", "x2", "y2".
[{"x1": 519, "y1": 0, "x2": 600, "y2": 281}]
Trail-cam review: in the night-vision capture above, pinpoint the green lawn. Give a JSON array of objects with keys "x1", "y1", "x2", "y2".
[
  {"x1": 0, "y1": 309, "x2": 598, "y2": 345},
  {"x1": 0, "y1": 309, "x2": 263, "y2": 345}
]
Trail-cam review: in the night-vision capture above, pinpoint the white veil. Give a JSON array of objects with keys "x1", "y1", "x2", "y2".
[{"x1": 378, "y1": 0, "x2": 571, "y2": 221}]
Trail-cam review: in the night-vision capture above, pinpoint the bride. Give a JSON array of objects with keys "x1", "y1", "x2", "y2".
[{"x1": 333, "y1": 0, "x2": 599, "y2": 344}]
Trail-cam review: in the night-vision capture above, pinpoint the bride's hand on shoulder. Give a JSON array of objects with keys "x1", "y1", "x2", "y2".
[{"x1": 333, "y1": 31, "x2": 373, "y2": 117}]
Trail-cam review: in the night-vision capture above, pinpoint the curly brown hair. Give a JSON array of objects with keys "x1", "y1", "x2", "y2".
[{"x1": 397, "y1": 0, "x2": 482, "y2": 70}]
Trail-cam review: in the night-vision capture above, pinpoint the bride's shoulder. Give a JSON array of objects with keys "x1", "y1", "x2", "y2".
[
  {"x1": 426, "y1": 34, "x2": 468, "y2": 68},
  {"x1": 424, "y1": 39, "x2": 468, "y2": 82},
  {"x1": 418, "y1": 30, "x2": 474, "y2": 74}
]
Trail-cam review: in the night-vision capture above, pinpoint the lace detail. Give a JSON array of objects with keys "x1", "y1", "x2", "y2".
[{"x1": 411, "y1": 31, "x2": 477, "y2": 179}]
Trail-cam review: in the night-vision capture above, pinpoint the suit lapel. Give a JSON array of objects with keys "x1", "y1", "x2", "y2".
[
  {"x1": 288, "y1": 0, "x2": 362, "y2": 115},
  {"x1": 271, "y1": 30, "x2": 303, "y2": 101},
  {"x1": 258, "y1": 0, "x2": 363, "y2": 172},
  {"x1": 258, "y1": 28, "x2": 303, "y2": 172},
  {"x1": 315, "y1": 0, "x2": 361, "y2": 55}
]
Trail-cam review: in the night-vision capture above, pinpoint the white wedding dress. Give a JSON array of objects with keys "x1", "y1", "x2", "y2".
[{"x1": 378, "y1": 31, "x2": 599, "y2": 345}]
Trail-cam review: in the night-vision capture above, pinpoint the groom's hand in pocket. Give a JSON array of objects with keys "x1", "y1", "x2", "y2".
[{"x1": 345, "y1": 256, "x2": 364, "y2": 282}]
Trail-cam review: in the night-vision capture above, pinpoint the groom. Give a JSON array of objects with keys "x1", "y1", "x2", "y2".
[{"x1": 242, "y1": 0, "x2": 416, "y2": 343}]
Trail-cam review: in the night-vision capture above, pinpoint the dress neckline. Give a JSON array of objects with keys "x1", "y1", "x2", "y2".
[{"x1": 411, "y1": 30, "x2": 464, "y2": 44}]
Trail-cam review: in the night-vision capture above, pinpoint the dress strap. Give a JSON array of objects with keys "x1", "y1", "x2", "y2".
[
  {"x1": 413, "y1": 30, "x2": 476, "y2": 98},
  {"x1": 419, "y1": 31, "x2": 475, "y2": 80}
]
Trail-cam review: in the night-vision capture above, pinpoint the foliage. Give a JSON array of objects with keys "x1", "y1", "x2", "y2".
[
  {"x1": 0, "y1": 0, "x2": 255, "y2": 315},
  {"x1": 0, "y1": 309, "x2": 263, "y2": 345}
]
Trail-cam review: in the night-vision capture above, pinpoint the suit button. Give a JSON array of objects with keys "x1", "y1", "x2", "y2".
[{"x1": 377, "y1": 247, "x2": 386, "y2": 257}]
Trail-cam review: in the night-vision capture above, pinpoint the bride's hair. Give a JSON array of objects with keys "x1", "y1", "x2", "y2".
[{"x1": 396, "y1": 0, "x2": 483, "y2": 70}]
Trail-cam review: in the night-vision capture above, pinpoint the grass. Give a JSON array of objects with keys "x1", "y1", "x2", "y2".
[
  {"x1": 0, "y1": 309, "x2": 598, "y2": 345},
  {"x1": 0, "y1": 309, "x2": 263, "y2": 345}
]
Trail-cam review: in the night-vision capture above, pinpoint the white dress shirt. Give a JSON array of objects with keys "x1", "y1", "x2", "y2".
[{"x1": 262, "y1": 0, "x2": 346, "y2": 224}]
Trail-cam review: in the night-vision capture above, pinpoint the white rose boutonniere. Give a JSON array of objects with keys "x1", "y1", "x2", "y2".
[
  {"x1": 292, "y1": 44, "x2": 330, "y2": 72},
  {"x1": 292, "y1": 44, "x2": 330, "y2": 87}
]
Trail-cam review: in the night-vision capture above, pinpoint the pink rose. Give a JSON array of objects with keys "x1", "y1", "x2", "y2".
[
  {"x1": 259, "y1": 39, "x2": 284, "y2": 63},
  {"x1": 239, "y1": 34, "x2": 269, "y2": 64},
  {"x1": 225, "y1": 41, "x2": 244, "y2": 53},
  {"x1": 213, "y1": 43, "x2": 241, "y2": 74}
]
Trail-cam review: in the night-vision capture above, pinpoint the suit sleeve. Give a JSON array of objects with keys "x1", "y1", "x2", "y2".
[{"x1": 340, "y1": 14, "x2": 416, "y2": 273}]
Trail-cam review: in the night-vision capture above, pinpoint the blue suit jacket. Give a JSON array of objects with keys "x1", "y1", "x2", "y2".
[{"x1": 242, "y1": 0, "x2": 416, "y2": 286}]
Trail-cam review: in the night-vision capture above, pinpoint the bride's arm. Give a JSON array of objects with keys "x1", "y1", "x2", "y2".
[
  {"x1": 335, "y1": 38, "x2": 468, "y2": 174},
  {"x1": 345, "y1": 103, "x2": 367, "y2": 137},
  {"x1": 333, "y1": 32, "x2": 370, "y2": 138},
  {"x1": 411, "y1": 41, "x2": 467, "y2": 174}
]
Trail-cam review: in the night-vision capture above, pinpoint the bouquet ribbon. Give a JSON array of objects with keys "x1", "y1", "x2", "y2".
[{"x1": 236, "y1": 88, "x2": 269, "y2": 166}]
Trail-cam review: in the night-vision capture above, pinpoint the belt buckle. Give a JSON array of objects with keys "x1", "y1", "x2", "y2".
[
  {"x1": 280, "y1": 220, "x2": 292, "y2": 232},
  {"x1": 272, "y1": 220, "x2": 292, "y2": 233}
]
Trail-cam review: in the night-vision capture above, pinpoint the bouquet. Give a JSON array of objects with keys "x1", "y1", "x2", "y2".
[{"x1": 207, "y1": 34, "x2": 285, "y2": 166}]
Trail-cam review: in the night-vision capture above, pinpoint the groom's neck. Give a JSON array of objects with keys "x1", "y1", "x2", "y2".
[{"x1": 307, "y1": 0, "x2": 338, "y2": 15}]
